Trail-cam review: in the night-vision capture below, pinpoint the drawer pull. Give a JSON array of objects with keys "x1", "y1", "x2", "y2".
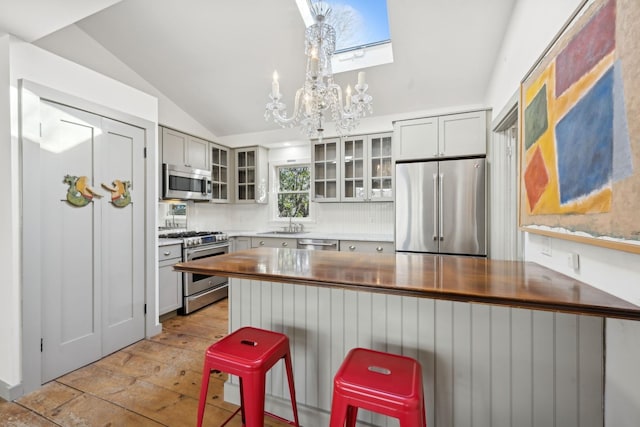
[
  {"x1": 376, "y1": 247, "x2": 383, "y2": 252},
  {"x1": 349, "y1": 245, "x2": 356, "y2": 251},
  {"x1": 282, "y1": 242, "x2": 288, "y2": 247},
  {"x1": 259, "y1": 241, "x2": 265, "y2": 246},
  {"x1": 163, "y1": 251, "x2": 171, "y2": 256}
]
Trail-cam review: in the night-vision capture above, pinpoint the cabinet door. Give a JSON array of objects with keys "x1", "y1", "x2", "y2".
[
  {"x1": 342, "y1": 135, "x2": 367, "y2": 201},
  {"x1": 340, "y1": 240, "x2": 394, "y2": 253},
  {"x1": 368, "y1": 133, "x2": 393, "y2": 201},
  {"x1": 235, "y1": 147, "x2": 268, "y2": 203},
  {"x1": 187, "y1": 135, "x2": 209, "y2": 170},
  {"x1": 439, "y1": 111, "x2": 487, "y2": 157},
  {"x1": 236, "y1": 148, "x2": 256, "y2": 202},
  {"x1": 162, "y1": 127, "x2": 187, "y2": 166},
  {"x1": 210, "y1": 143, "x2": 229, "y2": 202},
  {"x1": 394, "y1": 117, "x2": 438, "y2": 160},
  {"x1": 312, "y1": 138, "x2": 340, "y2": 201},
  {"x1": 230, "y1": 237, "x2": 251, "y2": 252},
  {"x1": 159, "y1": 258, "x2": 183, "y2": 315}
]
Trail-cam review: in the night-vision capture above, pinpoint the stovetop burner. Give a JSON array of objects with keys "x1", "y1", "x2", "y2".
[
  {"x1": 159, "y1": 230, "x2": 228, "y2": 247},
  {"x1": 159, "y1": 231, "x2": 223, "y2": 238}
]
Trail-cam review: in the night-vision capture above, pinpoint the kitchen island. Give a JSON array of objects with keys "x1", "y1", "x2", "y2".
[{"x1": 175, "y1": 248, "x2": 640, "y2": 427}]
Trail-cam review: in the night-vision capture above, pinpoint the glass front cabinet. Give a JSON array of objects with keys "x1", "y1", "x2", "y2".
[
  {"x1": 210, "y1": 142, "x2": 230, "y2": 202},
  {"x1": 342, "y1": 132, "x2": 393, "y2": 202},
  {"x1": 235, "y1": 146, "x2": 268, "y2": 203},
  {"x1": 311, "y1": 133, "x2": 393, "y2": 202},
  {"x1": 312, "y1": 138, "x2": 340, "y2": 201}
]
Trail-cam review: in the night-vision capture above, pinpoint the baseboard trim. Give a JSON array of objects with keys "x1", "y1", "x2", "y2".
[{"x1": 0, "y1": 379, "x2": 24, "y2": 401}]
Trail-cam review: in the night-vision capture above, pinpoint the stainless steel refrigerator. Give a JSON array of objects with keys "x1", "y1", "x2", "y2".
[{"x1": 395, "y1": 157, "x2": 486, "y2": 256}]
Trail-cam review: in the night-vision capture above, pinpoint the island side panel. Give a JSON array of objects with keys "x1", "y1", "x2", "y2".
[{"x1": 226, "y1": 278, "x2": 604, "y2": 427}]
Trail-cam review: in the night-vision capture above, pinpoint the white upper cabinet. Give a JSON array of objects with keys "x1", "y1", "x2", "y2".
[
  {"x1": 210, "y1": 142, "x2": 231, "y2": 203},
  {"x1": 312, "y1": 132, "x2": 393, "y2": 202},
  {"x1": 311, "y1": 138, "x2": 340, "y2": 202},
  {"x1": 235, "y1": 146, "x2": 268, "y2": 203},
  {"x1": 342, "y1": 132, "x2": 393, "y2": 202},
  {"x1": 161, "y1": 126, "x2": 210, "y2": 170},
  {"x1": 394, "y1": 110, "x2": 487, "y2": 161}
]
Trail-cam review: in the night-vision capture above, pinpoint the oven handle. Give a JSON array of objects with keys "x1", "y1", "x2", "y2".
[{"x1": 185, "y1": 244, "x2": 229, "y2": 259}]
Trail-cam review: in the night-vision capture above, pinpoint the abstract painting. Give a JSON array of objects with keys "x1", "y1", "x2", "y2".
[{"x1": 519, "y1": 0, "x2": 640, "y2": 253}]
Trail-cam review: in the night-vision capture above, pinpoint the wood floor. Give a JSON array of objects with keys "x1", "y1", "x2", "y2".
[{"x1": 0, "y1": 299, "x2": 291, "y2": 426}]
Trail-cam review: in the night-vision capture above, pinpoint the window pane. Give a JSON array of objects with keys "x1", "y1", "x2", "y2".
[
  {"x1": 278, "y1": 194, "x2": 309, "y2": 218},
  {"x1": 279, "y1": 166, "x2": 310, "y2": 191}
]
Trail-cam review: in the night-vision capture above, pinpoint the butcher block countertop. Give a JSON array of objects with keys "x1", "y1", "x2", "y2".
[{"x1": 174, "y1": 248, "x2": 640, "y2": 320}]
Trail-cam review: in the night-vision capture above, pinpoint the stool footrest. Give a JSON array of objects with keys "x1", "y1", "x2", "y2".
[{"x1": 219, "y1": 407, "x2": 241, "y2": 427}]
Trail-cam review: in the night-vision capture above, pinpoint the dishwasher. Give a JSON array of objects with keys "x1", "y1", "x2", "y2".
[{"x1": 297, "y1": 238, "x2": 339, "y2": 251}]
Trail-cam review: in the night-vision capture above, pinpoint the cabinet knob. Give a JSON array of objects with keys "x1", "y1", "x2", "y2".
[
  {"x1": 282, "y1": 242, "x2": 288, "y2": 247},
  {"x1": 259, "y1": 241, "x2": 265, "y2": 246},
  {"x1": 376, "y1": 246, "x2": 383, "y2": 252},
  {"x1": 163, "y1": 251, "x2": 171, "y2": 256},
  {"x1": 349, "y1": 245, "x2": 356, "y2": 251}
]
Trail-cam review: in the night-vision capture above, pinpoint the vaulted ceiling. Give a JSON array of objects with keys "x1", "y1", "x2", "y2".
[{"x1": 1, "y1": 0, "x2": 517, "y2": 138}]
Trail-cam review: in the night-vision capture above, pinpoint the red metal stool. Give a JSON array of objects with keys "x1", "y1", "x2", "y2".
[
  {"x1": 197, "y1": 326, "x2": 300, "y2": 427},
  {"x1": 329, "y1": 347, "x2": 427, "y2": 427}
]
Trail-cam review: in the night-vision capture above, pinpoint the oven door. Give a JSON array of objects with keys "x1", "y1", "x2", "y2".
[{"x1": 183, "y1": 244, "x2": 228, "y2": 296}]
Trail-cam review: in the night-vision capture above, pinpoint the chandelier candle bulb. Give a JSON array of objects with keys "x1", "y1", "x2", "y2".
[
  {"x1": 358, "y1": 71, "x2": 366, "y2": 87},
  {"x1": 272, "y1": 71, "x2": 279, "y2": 98}
]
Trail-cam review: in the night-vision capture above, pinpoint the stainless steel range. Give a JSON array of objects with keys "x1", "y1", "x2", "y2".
[{"x1": 159, "y1": 231, "x2": 229, "y2": 314}]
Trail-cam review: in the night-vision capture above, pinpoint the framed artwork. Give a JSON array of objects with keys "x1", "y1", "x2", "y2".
[{"x1": 519, "y1": 0, "x2": 640, "y2": 254}]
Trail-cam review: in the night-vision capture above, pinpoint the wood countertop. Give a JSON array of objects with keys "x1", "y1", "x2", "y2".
[{"x1": 174, "y1": 248, "x2": 640, "y2": 320}]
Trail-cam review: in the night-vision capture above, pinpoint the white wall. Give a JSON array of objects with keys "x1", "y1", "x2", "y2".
[
  {"x1": 0, "y1": 36, "x2": 159, "y2": 399},
  {"x1": 0, "y1": 34, "x2": 20, "y2": 391},
  {"x1": 484, "y1": 1, "x2": 640, "y2": 425},
  {"x1": 35, "y1": 24, "x2": 216, "y2": 141}
]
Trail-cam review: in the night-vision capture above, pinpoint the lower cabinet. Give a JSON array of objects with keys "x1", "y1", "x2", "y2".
[
  {"x1": 158, "y1": 244, "x2": 183, "y2": 315},
  {"x1": 251, "y1": 236, "x2": 296, "y2": 248},
  {"x1": 339, "y1": 240, "x2": 394, "y2": 254},
  {"x1": 230, "y1": 236, "x2": 251, "y2": 252}
]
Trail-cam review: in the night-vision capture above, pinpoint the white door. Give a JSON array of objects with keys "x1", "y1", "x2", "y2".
[
  {"x1": 40, "y1": 100, "x2": 145, "y2": 381},
  {"x1": 100, "y1": 118, "x2": 146, "y2": 355}
]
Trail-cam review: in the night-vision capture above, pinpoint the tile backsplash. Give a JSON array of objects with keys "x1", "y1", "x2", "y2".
[{"x1": 187, "y1": 201, "x2": 394, "y2": 235}]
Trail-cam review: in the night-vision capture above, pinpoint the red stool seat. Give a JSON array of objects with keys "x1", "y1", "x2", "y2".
[
  {"x1": 197, "y1": 326, "x2": 300, "y2": 427},
  {"x1": 330, "y1": 348, "x2": 427, "y2": 427}
]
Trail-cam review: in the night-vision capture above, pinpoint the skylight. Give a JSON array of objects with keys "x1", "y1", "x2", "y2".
[{"x1": 296, "y1": 0, "x2": 394, "y2": 73}]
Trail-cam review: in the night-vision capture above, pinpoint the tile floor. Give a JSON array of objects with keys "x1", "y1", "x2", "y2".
[{"x1": 0, "y1": 299, "x2": 290, "y2": 426}]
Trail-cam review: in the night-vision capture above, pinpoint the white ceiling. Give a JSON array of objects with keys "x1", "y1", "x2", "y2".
[{"x1": 1, "y1": 0, "x2": 517, "y2": 138}]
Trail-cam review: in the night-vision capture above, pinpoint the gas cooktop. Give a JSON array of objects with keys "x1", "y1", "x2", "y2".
[
  {"x1": 159, "y1": 231, "x2": 228, "y2": 247},
  {"x1": 159, "y1": 231, "x2": 223, "y2": 239}
]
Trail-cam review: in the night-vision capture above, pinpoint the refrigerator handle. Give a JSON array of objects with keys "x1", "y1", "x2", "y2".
[
  {"x1": 439, "y1": 172, "x2": 444, "y2": 241},
  {"x1": 432, "y1": 173, "x2": 438, "y2": 241}
]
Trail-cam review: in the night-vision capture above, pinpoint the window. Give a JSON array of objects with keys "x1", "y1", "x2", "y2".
[
  {"x1": 296, "y1": 0, "x2": 393, "y2": 74},
  {"x1": 276, "y1": 165, "x2": 310, "y2": 218}
]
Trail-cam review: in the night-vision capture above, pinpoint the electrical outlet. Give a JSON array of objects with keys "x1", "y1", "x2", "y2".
[{"x1": 541, "y1": 236, "x2": 552, "y2": 256}]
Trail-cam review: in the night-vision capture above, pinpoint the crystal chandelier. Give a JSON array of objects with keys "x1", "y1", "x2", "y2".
[{"x1": 265, "y1": 1, "x2": 373, "y2": 139}]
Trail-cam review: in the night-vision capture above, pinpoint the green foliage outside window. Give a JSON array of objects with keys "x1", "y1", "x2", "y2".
[{"x1": 277, "y1": 166, "x2": 310, "y2": 218}]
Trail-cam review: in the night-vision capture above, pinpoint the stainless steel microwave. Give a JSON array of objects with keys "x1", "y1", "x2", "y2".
[{"x1": 162, "y1": 163, "x2": 212, "y2": 201}]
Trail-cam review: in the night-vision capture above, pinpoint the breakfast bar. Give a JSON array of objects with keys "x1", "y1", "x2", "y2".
[{"x1": 175, "y1": 248, "x2": 640, "y2": 427}]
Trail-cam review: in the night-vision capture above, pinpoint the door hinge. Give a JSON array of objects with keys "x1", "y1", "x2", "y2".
[
  {"x1": 40, "y1": 338, "x2": 43, "y2": 352},
  {"x1": 144, "y1": 303, "x2": 147, "y2": 315}
]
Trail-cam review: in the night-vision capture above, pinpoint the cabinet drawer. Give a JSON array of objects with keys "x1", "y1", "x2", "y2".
[
  {"x1": 158, "y1": 244, "x2": 182, "y2": 260},
  {"x1": 251, "y1": 237, "x2": 295, "y2": 248},
  {"x1": 340, "y1": 240, "x2": 394, "y2": 254}
]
